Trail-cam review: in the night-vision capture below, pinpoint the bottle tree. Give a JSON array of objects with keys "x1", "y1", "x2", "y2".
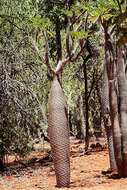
[
  {"x1": 32, "y1": 0, "x2": 99, "y2": 187},
  {"x1": 88, "y1": 0, "x2": 127, "y2": 177}
]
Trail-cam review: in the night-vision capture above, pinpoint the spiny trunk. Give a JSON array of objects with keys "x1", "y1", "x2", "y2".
[
  {"x1": 117, "y1": 47, "x2": 127, "y2": 177},
  {"x1": 102, "y1": 65, "x2": 117, "y2": 172},
  {"x1": 48, "y1": 76, "x2": 70, "y2": 187}
]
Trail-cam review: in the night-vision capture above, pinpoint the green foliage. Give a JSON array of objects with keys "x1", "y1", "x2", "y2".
[
  {"x1": 0, "y1": 0, "x2": 126, "y2": 163},
  {"x1": 71, "y1": 31, "x2": 89, "y2": 40},
  {"x1": 38, "y1": 0, "x2": 66, "y2": 23},
  {"x1": 85, "y1": 0, "x2": 127, "y2": 46},
  {"x1": 31, "y1": 15, "x2": 51, "y2": 30},
  {"x1": 0, "y1": 0, "x2": 49, "y2": 160}
]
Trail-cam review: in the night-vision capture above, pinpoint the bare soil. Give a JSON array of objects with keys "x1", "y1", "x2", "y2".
[{"x1": 0, "y1": 139, "x2": 127, "y2": 190}]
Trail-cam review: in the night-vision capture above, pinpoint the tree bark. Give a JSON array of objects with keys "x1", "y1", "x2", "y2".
[
  {"x1": 83, "y1": 61, "x2": 89, "y2": 152},
  {"x1": 48, "y1": 76, "x2": 70, "y2": 187},
  {"x1": 0, "y1": 143, "x2": 5, "y2": 171},
  {"x1": 102, "y1": 65, "x2": 117, "y2": 172},
  {"x1": 117, "y1": 47, "x2": 127, "y2": 177},
  {"x1": 55, "y1": 17, "x2": 62, "y2": 63},
  {"x1": 103, "y1": 23, "x2": 123, "y2": 177},
  {"x1": 68, "y1": 109, "x2": 73, "y2": 136},
  {"x1": 79, "y1": 94, "x2": 86, "y2": 140},
  {"x1": 109, "y1": 79, "x2": 123, "y2": 177}
]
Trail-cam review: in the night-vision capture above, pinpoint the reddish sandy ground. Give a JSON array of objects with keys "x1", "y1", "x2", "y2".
[{"x1": 0, "y1": 139, "x2": 127, "y2": 190}]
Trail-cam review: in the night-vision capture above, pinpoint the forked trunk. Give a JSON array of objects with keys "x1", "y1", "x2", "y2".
[
  {"x1": 117, "y1": 47, "x2": 127, "y2": 177},
  {"x1": 48, "y1": 76, "x2": 70, "y2": 187}
]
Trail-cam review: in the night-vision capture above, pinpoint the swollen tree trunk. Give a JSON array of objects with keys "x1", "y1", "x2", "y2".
[
  {"x1": 117, "y1": 47, "x2": 127, "y2": 177},
  {"x1": 48, "y1": 76, "x2": 70, "y2": 187},
  {"x1": 48, "y1": 15, "x2": 70, "y2": 187},
  {"x1": 101, "y1": 65, "x2": 117, "y2": 172}
]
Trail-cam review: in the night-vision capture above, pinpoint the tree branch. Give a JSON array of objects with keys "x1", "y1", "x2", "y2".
[
  {"x1": 87, "y1": 67, "x2": 96, "y2": 100},
  {"x1": 30, "y1": 37, "x2": 55, "y2": 75},
  {"x1": 55, "y1": 41, "x2": 86, "y2": 74},
  {"x1": 116, "y1": 0, "x2": 122, "y2": 13}
]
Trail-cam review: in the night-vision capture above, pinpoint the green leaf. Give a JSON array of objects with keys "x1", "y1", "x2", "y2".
[
  {"x1": 71, "y1": 31, "x2": 89, "y2": 40},
  {"x1": 31, "y1": 15, "x2": 51, "y2": 29},
  {"x1": 65, "y1": 10, "x2": 73, "y2": 17},
  {"x1": 89, "y1": 15, "x2": 100, "y2": 23},
  {"x1": 102, "y1": 13, "x2": 113, "y2": 21}
]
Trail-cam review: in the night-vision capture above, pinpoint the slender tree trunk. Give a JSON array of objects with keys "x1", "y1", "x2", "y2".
[
  {"x1": 102, "y1": 65, "x2": 117, "y2": 172},
  {"x1": 83, "y1": 61, "x2": 89, "y2": 152},
  {"x1": 117, "y1": 47, "x2": 127, "y2": 177},
  {"x1": 0, "y1": 143, "x2": 5, "y2": 171},
  {"x1": 79, "y1": 94, "x2": 86, "y2": 140},
  {"x1": 68, "y1": 109, "x2": 73, "y2": 136},
  {"x1": 103, "y1": 23, "x2": 123, "y2": 177},
  {"x1": 55, "y1": 17, "x2": 62, "y2": 63},
  {"x1": 109, "y1": 79, "x2": 123, "y2": 176}
]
